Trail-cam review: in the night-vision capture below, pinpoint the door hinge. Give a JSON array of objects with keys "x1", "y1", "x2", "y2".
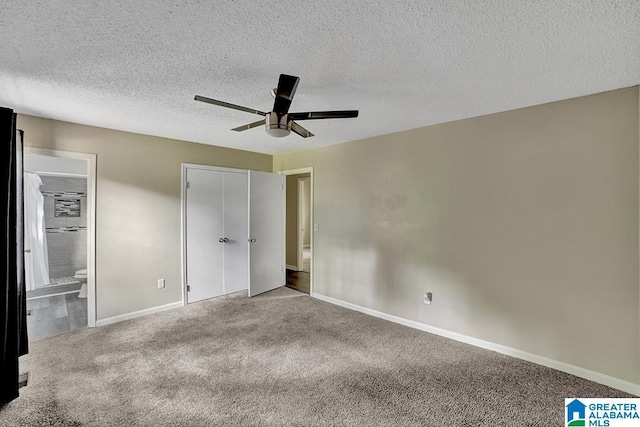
[
  {"x1": 186, "y1": 285, "x2": 190, "y2": 292},
  {"x1": 186, "y1": 181, "x2": 190, "y2": 189}
]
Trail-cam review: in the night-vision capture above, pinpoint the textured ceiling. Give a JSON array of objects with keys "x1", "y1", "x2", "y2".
[{"x1": 1, "y1": 1, "x2": 639, "y2": 154}]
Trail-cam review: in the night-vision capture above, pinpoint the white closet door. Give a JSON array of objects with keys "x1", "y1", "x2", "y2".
[
  {"x1": 222, "y1": 172, "x2": 248, "y2": 294},
  {"x1": 186, "y1": 168, "x2": 224, "y2": 303},
  {"x1": 248, "y1": 171, "x2": 285, "y2": 297}
]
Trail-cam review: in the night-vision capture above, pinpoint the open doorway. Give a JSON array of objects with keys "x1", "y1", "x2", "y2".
[
  {"x1": 298, "y1": 177, "x2": 311, "y2": 274},
  {"x1": 23, "y1": 148, "x2": 97, "y2": 339},
  {"x1": 282, "y1": 168, "x2": 313, "y2": 295}
]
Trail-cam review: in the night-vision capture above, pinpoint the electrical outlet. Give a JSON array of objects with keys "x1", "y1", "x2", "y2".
[
  {"x1": 424, "y1": 292, "x2": 433, "y2": 305},
  {"x1": 158, "y1": 278, "x2": 165, "y2": 289}
]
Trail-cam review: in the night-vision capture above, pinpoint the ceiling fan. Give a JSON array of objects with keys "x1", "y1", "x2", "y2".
[{"x1": 195, "y1": 74, "x2": 359, "y2": 138}]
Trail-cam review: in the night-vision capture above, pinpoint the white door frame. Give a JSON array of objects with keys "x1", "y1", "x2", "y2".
[
  {"x1": 181, "y1": 163, "x2": 249, "y2": 305},
  {"x1": 24, "y1": 147, "x2": 97, "y2": 327},
  {"x1": 279, "y1": 167, "x2": 314, "y2": 296}
]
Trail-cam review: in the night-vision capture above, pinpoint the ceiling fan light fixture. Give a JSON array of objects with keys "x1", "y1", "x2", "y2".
[
  {"x1": 194, "y1": 74, "x2": 358, "y2": 139},
  {"x1": 265, "y1": 112, "x2": 291, "y2": 138}
]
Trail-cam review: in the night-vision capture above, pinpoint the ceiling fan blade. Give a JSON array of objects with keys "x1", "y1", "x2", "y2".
[
  {"x1": 289, "y1": 110, "x2": 359, "y2": 121},
  {"x1": 194, "y1": 95, "x2": 266, "y2": 116},
  {"x1": 231, "y1": 119, "x2": 266, "y2": 132},
  {"x1": 272, "y1": 74, "x2": 300, "y2": 114},
  {"x1": 290, "y1": 121, "x2": 315, "y2": 138}
]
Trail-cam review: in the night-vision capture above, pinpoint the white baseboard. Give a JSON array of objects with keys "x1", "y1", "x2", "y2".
[
  {"x1": 96, "y1": 301, "x2": 183, "y2": 327},
  {"x1": 286, "y1": 264, "x2": 299, "y2": 271},
  {"x1": 313, "y1": 293, "x2": 640, "y2": 396}
]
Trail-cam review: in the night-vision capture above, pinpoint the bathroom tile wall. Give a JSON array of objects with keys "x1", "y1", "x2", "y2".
[{"x1": 41, "y1": 176, "x2": 87, "y2": 279}]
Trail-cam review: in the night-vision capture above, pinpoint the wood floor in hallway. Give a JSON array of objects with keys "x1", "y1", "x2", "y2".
[{"x1": 286, "y1": 269, "x2": 310, "y2": 294}]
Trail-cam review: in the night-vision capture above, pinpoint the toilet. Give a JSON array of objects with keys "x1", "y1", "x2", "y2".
[{"x1": 74, "y1": 269, "x2": 88, "y2": 298}]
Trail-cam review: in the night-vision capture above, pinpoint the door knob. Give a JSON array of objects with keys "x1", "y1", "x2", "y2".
[
  {"x1": 249, "y1": 238, "x2": 256, "y2": 242},
  {"x1": 219, "y1": 237, "x2": 228, "y2": 243}
]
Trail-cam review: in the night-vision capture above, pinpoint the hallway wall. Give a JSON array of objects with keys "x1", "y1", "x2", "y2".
[{"x1": 285, "y1": 173, "x2": 310, "y2": 268}]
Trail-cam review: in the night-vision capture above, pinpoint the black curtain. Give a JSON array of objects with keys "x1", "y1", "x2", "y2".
[{"x1": 1, "y1": 107, "x2": 28, "y2": 405}]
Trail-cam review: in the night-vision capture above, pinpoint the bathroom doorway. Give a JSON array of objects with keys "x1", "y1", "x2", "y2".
[{"x1": 23, "y1": 148, "x2": 96, "y2": 339}]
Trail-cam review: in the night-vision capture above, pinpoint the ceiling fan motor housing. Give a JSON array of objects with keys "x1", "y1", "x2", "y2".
[{"x1": 265, "y1": 112, "x2": 291, "y2": 137}]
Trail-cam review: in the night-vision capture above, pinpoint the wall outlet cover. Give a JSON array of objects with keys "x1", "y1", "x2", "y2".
[{"x1": 158, "y1": 278, "x2": 165, "y2": 289}]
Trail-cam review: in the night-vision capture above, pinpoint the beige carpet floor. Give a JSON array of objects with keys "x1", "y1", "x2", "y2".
[{"x1": 0, "y1": 287, "x2": 630, "y2": 426}]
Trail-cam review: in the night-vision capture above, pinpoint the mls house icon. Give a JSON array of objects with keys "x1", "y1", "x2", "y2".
[{"x1": 566, "y1": 399, "x2": 586, "y2": 426}]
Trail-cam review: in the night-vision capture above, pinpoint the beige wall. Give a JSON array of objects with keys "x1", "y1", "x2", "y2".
[
  {"x1": 274, "y1": 87, "x2": 640, "y2": 385},
  {"x1": 285, "y1": 173, "x2": 310, "y2": 267},
  {"x1": 18, "y1": 114, "x2": 272, "y2": 320}
]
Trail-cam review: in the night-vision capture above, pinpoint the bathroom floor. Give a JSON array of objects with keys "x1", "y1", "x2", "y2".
[{"x1": 26, "y1": 293, "x2": 87, "y2": 340}]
